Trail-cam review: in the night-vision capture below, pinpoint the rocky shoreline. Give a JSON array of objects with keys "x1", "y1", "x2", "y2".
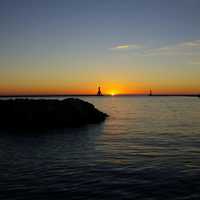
[{"x1": 0, "y1": 98, "x2": 108, "y2": 129}]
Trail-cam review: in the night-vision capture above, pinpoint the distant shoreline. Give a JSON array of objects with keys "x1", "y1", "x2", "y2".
[{"x1": 0, "y1": 94, "x2": 199, "y2": 98}]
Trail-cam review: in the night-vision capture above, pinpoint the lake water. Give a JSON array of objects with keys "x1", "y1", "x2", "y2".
[{"x1": 0, "y1": 96, "x2": 200, "y2": 199}]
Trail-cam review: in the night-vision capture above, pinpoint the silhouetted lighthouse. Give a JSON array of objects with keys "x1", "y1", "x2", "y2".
[
  {"x1": 97, "y1": 86, "x2": 103, "y2": 96},
  {"x1": 149, "y1": 89, "x2": 152, "y2": 96}
]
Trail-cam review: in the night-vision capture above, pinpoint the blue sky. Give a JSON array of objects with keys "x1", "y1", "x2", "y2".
[{"x1": 0, "y1": 0, "x2": 200, "y2": 94}]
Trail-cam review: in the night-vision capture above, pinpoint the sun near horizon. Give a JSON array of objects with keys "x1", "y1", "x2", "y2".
[{"x1": 0, "y1": 84, "x2": 199, "y2": 96}]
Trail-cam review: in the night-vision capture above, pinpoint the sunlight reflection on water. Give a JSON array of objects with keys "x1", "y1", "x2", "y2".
[{"x1": 0, "y1": 96, "x2": 200, "y2": 199}]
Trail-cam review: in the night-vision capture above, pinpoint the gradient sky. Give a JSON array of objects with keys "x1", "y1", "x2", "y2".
[{"x1": 0, "y1": 0, "x2": 200, "y2": 95}]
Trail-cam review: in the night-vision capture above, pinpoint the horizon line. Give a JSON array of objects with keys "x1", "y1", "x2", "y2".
[{"x1": 0, "y1": 93, "x2": 199, "y2": 98}]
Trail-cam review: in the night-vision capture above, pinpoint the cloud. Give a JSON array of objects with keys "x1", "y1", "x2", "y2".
[
  {"x1": 111, "y1": 44, "x2": 143, "y2": 50},
  {"x1": 180, "y1": 40, "x2": 200, "y2": 48},
  {"x1": 143, "y1": 40, "x2": 200, "y2": 56},
  {"x1": 114, "y1": 45, "x2": 129, "y2": 49},
  {"x1": 110, "y1": 40, "x2": 200, "y2": 58},
  {"x1": 189, "y1": 61, "x2": 200, "y2": 65}
]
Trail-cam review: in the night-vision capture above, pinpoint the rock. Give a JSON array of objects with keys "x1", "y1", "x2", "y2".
[{"x1": 0, "y1": 98, "x2": 108, "y2": 129}]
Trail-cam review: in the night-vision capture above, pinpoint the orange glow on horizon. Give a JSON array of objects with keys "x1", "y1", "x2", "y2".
[
  {"x1": 0, "y1": 82, "x2": 199, "y2": 96},
  {"x1": 107, "y1": 90, "x2": 119, "y2": 96}
]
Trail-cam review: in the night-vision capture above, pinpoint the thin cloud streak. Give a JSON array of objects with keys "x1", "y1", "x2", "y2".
[
  {"x1": 143, "y1": 40, "x2": 200, "y2": 56},
  {"x1": 110, "y1": 44, "x2": 143, "y2": 50},
  {"x1": 189, "y1": 61, "x2": 200, "y2": 65},
  {"x1": 180, "y1": 40, "x2": 200, "y2": 47},
  {"x1": 115, "y1": 45, "x2": 129, "y2": 49},
  {"x1": 110, "y1": 40, "x2": 200, "y2": 60}
]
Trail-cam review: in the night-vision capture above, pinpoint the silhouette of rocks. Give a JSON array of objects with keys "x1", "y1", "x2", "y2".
[{"x1": 0, "y1": 98, "x2": 108, "y2": 129}]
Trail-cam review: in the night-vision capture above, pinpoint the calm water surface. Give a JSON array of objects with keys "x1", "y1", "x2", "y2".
[{"x1": 0, "y1": 97, "x2": 200, "y2": 199}]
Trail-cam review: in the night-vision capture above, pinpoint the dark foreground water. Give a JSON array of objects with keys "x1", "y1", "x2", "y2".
[{"x1": 0, "y1": 96, "x2": 200, "y2": 200}]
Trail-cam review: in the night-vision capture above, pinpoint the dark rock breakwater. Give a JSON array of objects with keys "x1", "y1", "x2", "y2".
[{"x1": 0, "y1": 98, "x2": 108, "y2": 129}]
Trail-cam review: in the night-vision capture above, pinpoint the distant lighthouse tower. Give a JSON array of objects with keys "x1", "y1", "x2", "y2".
[
  {"x1": 149, "y1": 89, "x2": 152, "y2": 96},
  {"x1": 97, "y1": 86, "x2": 103, "y2": 96}
]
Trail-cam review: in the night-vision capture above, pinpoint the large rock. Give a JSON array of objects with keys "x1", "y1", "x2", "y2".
[{"x1": 0, "y1": 98, "x2": 108, "y2": 129}]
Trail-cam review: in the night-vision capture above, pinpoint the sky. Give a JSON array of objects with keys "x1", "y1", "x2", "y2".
[{"x1": 0, "y1": 0, "x2": 200, "y2": 95}]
